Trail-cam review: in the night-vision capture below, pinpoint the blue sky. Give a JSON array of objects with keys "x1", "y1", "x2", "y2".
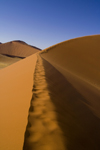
[{"x1": 0, "y1": 0, "x2": 100, "y2": 49}]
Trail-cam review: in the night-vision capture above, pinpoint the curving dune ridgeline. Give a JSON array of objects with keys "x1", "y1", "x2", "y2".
[{"x1": 0, "y1": 35, "x2": 100, "y2": 150}]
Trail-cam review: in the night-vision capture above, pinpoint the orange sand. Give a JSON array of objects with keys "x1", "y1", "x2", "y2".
[
  {"x1": 0, "y1": 54, "x2": 37, "y2": 150},
  {"x1": 0, "y1": 54, "x2": 21, "y2": 69},
  {"x1": 1, "y1": 35, "x2": 100, "y2": 150}
]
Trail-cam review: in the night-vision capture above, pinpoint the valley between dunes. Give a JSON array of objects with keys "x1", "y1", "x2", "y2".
[{"x1": 0, "y1": 35, "x2": 100, "y2": 150}]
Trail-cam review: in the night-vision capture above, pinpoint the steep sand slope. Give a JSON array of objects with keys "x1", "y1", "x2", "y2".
[
  {"x1": 23, "y1": 55, "x2": 66, "y2": 150},
  {"x1": 23, "y1": 53, "x2": 100, "y2": 150},
  {"x1": 0, "y1": 54, "x2": 21, "y2": 69},
  {"x1": 0, "y1": 41, "x2": 40, "y2": 57},
  {"x1": 1, "y1": 35, "x2": 100, "y2": 150},
  {"x1": 0, "y1": 53, "x2": 37, "y2": 150},
  {"x1": 41, "y1": 35, "x2": 100, "y2": 117}
]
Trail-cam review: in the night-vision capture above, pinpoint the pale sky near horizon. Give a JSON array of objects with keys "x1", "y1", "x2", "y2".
[{"x1": 0, "y1": 0, "x2": 100, "y2": 49}]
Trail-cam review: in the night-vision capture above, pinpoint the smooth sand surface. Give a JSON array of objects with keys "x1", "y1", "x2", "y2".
[
  {"x1": 0, "y1": 54, "x2": 21, "y2": 69},
  {"x1": 0, "y1": 54, "x2": 37, "y2": 150},
  {"x1": 0, "y1": 41, "x2": 40, "y2": 57}
]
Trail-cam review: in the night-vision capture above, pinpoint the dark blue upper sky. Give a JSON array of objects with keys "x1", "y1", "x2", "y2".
[{"x1": 0, "y1": 0, "x2": 100, "y2": 49}]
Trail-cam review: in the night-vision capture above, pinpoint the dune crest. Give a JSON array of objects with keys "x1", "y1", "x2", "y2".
[
  {"x1": 1, "y1": 35, "x2": 100, "y2": 150},
  {"x1": 23, "y1": 50, "x2": 100, "y2": 149},
  {"x1": 23, "y1": 55, "x2": 66, "y2": 150},
  {"x1": 41, "y1": 35, "x2": 100, "y2": 117}
]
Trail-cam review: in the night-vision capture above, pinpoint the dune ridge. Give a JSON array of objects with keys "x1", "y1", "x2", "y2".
[
  {"x1": 41, "y1": 35, "x2": 100, "y2": 117},
  {"x1": 23, "y1": 35, "x2": 100, "y2": 149},
  {"x1": 40, "y1": 35, "x2": 100, "y2": 87},
  {"x1": 13, "y1": 40, "x2": 41, "y2": 50},
  {"x1": 23, "y1": 53, "x2": 100, "y2": 150},
  {"x1": 1, "y1": 35, "x2": 100, "y2": 150},
  {"x1": 23, "y1": 55, "x2": 66, "y2": 150}
]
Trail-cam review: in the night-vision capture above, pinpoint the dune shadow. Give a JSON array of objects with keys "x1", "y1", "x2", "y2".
[{"x1": 42, "y1": 57, "x2": 100, "y2": 150}]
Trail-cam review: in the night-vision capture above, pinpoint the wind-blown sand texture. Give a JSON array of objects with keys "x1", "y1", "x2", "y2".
[{"x1": 0, "y1": 35, "x2": 100, "y2": 150}]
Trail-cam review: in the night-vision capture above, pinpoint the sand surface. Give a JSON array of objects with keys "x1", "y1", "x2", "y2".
[
  {"x1": 23, "y1": 55, "x2": 66, "y2": 150},
  {"x1": 0, "y1": 54, "x2": 37, "y2": 150},
  {"x1": 23, "y1": 35, "x2": 100, "y2": 150},
  {"x1": 41, "y1": 35, "x2": 100, "y2": 117},
  {"x1": 0, "y1": 54, "x2": 21, "y2": 69},
  {"x1": 1, "y1": 35, "x2": 100, "y2": 150}
]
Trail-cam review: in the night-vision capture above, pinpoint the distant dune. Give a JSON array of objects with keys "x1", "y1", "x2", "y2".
[
  {"x1": 0, "y1": 35, "x2": 100, "y2": 150},
  {"x1": 13, "y1": 40, "x2": 41, "y2": 51},
  {"x1": 0, "y1": 40, "x2": 41, "y2": 58},
  {"x1": 0, "y1": 41, "x2": 41, "y2": 69}
]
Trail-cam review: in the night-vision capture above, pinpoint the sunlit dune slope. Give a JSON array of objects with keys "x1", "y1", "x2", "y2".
[
  {"x1": 0, "y1": 53, "x2": 37, "y2": 150},
  {"x1": 0, "y1": 41, "x2": 41, "y2": 58}
]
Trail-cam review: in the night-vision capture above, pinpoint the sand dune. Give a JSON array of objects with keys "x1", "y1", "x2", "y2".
[
  {"x1": 23, "y1": 55, "x2": 66, "y2": 150},
  {"x1": 0, "y1": 53, "x2": 37, "y2": 150},
  {"x1": 0, "y1": 41, "x2": 41, "y2": 58},
  {"x1": 23, "y1": 35, "x2": 100, "y2": 150},
  {"x1": 41, "y1": 35, "x2": 100, "y2": 117},
  {"x1": 1, "y1": 35, "x2": 100, "y2": 150},
  {"x1": 0, "y1": 41, "x2": 41, "y2": 69},
  {"x1": 0, "y1": 54, "x2": 21, "y2": 69}
]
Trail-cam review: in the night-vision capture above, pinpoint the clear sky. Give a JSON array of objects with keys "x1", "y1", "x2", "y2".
[{"x1": 0, "y1": 0, "x2": 100, "y2": 49}]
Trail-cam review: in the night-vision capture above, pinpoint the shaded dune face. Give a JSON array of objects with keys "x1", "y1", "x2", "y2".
[
  {"x1": 23, "y1": 55, "x2": 66, "y2": 150},
  {"x1": 23, "y1": 55, "x2": 100, "y2": 150},
  {"x1": 0, "y1": 41, "x2": 40, "y2": 58},
  {"x1": 41, "y1": 58, "x2": 100, "y2": 150},
  {"x1": 41, "y1": 35, "x2": 100, "y2": 117},
  {"x1": 41, "y1": 35, "x2": 100, "y2": 87},
  {"x1": 1, "y1": 35, "x2": 100, "y2": 150},
  {"x1": 23, "y1": 35, "x2": 100, "y2": 150}
]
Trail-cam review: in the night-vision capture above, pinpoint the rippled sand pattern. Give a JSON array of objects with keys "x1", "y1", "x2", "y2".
[{"x1": 23, "y1": 55, "x2": 66, "y2": 150}]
